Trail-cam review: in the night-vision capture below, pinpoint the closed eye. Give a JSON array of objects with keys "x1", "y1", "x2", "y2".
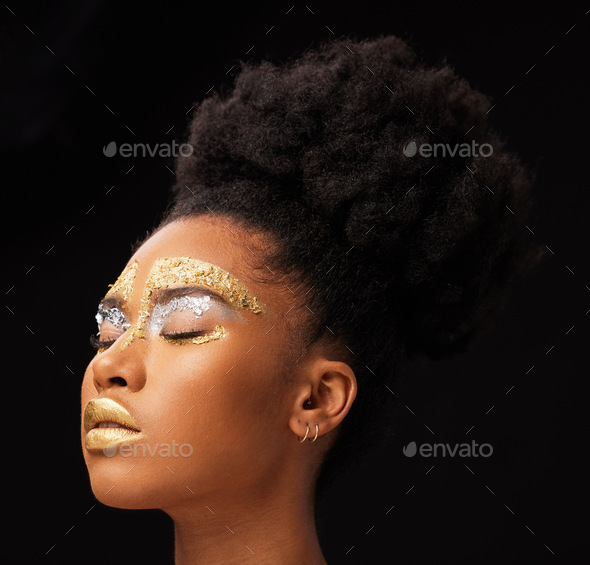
[
  {"x1": 90, "y1": 334, "x2": 118, "y2": 351},
  {"x1": 161, "y1": 330, "x2": 207, "y2": 341}
]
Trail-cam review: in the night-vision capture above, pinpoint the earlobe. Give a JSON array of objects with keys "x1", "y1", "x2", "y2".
[{"x1": 296, "y1": 422, "x2": 319, "y2": 443}]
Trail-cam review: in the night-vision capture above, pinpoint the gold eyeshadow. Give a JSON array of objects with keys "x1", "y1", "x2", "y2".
[{"x1": 114, "y1": 256, "x2": 263, "y2": 350}]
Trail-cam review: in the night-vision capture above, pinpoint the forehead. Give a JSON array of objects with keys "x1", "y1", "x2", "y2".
[
  {"x1": 119, "y1": 216, "x2": 283, "y2": 312},
  {"x1": 133, "y1": 216, "x2": 247, "y2": 273}
]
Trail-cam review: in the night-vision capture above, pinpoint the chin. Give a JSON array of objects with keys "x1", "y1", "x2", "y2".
[{"x1": 84, "y1": 454, "x2": 173, "y2": 510}]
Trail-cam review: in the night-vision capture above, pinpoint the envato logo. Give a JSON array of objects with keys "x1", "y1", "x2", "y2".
[
  {"x1": 103, "y1": 441, "x2": 194, "y2": 458},
  {"x1": 403, "y1": 440, "x2": 493, "y2": 458},
  {"x1": 403, "y1": 140, "x2": 493, "y2": 158},
  {"x1": 103, "y1": 140, "x2": 193, "y2": 158}
]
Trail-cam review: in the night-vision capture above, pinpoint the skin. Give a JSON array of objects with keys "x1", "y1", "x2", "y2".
[{"x1": 81, "y1": 214, "x2": 357, "y2": 565}]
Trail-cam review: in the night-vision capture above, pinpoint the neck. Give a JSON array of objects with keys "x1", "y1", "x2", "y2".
[{"x1": 168, "y1": 476, "x2": 327, "y2": 565}]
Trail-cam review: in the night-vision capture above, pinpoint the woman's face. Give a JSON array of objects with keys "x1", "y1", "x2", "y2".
[{"x1": 81, "y1": 215, "x2": 302, "y2": 510}]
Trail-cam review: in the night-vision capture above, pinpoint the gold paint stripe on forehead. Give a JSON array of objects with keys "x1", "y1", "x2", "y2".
[
  {"x1": 119, "y1": 256, "x2": 263, "y2": 349},
  {"x1": 104, "y1": 260, "x2": 139, "y2": 303}
]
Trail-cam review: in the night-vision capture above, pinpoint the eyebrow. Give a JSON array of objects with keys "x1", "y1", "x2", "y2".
[
  {"x1": 100, "y1": 257, "x2": 265, "y2": 323},
  {"x1": 142, "y1": 257, "x2": 264, "y2": 315},
  {"x1": 98, "y1": 296, "x2": 125, "y2": 309},
  {"x1": 100, "y1": 286, "x2": 230, "y2": 312}
]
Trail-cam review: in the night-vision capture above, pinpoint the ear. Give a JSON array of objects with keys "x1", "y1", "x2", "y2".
[{"x1": 288, "y1": 357, "x2": 357, "y2": 442}]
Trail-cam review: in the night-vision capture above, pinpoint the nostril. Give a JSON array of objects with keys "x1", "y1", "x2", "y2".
[{"x1": 109, "y1": 377, "x2": 127, "y2": 386}]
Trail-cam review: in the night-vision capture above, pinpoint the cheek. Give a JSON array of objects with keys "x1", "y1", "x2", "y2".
[
  {"x1": 81, "y1": 360, "x2": 95, "y2": 390},
  {"x1": 147, "y1": 340, "x2": 276, "y2": 436},
  {"x1": 80, "y1": 363, "x2": 96, "y2": 433},
  {"x1": 144, "y1": 341, "x2": 286, "y2": 476}
]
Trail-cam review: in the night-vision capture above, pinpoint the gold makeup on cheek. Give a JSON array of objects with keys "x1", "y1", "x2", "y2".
[{"x1": 120, "y1": 256, "x2": 263, "y2": 349}]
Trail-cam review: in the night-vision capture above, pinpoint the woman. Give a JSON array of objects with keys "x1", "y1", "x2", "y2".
[{"x1": 81, "y1": 35, "x2": 544, "y2": 564}]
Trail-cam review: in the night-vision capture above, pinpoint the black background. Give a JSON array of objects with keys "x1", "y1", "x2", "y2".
[{"x1": 1, "y1": 1, "x2": 588, "y2": 563}]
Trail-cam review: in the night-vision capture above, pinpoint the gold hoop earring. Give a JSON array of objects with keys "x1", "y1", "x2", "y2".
[
  {"x1": 298, "y1": 423, "x2": 309, "y2": 443},
  {"x1": 309, "y1": 423, "x2": 319, "y2": 442}
]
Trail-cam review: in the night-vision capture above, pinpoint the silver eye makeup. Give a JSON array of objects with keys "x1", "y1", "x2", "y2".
[
  {"x1": 95, "y1": 304, "x2": 130, "y2": 333},
  {"x1": 147, "y1": 294, "x2": 227, "y2": 346},
  {"x1": 148, "y1": 295, "x2": 212, "y2": 335},
  {"x1": 91, "y1": 293, "x2": 227, "y2": 351},
  {"x1": 91, "y1": 304, "x2": 131, "y2": 351}
]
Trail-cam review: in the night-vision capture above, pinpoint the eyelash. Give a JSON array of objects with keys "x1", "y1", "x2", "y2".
[
  {"x1": 89, "y1": 334, "x2": 117, "y2": 351},
  {"x1": 89, "y1": 331, "x2": 207, "y2": 351},
  {"x1": 161, "y1": 330, "x2": 207, "y2": 341}
]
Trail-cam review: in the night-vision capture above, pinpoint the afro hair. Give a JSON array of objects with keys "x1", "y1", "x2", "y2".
[{"x1": 161, "y1": 34, "x2": 546, "y2": 498}]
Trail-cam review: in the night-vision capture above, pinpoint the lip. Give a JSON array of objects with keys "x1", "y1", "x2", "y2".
[{"x1": 83, "y1": 398, "x2": 144, "y2": 451}]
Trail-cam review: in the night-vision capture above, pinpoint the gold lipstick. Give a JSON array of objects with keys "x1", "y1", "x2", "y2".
[{"x1": 83, "y1": 398, "x2": 144, "y2": 451}]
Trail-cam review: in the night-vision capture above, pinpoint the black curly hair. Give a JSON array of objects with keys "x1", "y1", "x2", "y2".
[{"x1": 159, "y1": 34, "x2": 546, "y2": 502}]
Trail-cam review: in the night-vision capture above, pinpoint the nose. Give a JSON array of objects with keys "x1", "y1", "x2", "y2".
[{"x1": 90, "y1": 341, "x2": 147, "y2": 393}]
